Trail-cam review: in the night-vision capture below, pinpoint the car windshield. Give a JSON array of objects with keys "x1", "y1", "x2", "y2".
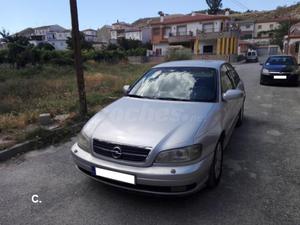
[
  {"x1": 128, "y1": 67, "x2": 217, "y2": 102},
  {"x1": 266, "y1": 56, "x2": 296, "y2": 65}
]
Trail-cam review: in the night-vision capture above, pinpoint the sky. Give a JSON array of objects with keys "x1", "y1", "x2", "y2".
[{"x1": 0, "y1": 0, "x2": 299, "y2": 33}]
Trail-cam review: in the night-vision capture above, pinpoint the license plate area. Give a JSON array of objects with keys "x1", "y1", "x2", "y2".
[
  {"x1": 274, "y1": 75, "x2": 287, "y2": 79},
  {"x1": 94, "y1": 167, "x2": 135, "y2": 185}
]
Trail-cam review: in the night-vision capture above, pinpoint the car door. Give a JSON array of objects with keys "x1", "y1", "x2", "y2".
[
  {"x1": 220, "y1": 65, "x2": 237, "y2": 136},
  {"x1": 226, "y1": 64, "x2": 245, "y2": 113}
]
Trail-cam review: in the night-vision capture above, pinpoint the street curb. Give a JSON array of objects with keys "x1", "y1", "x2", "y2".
[{"x1": 0, "y1": 122, "x2": 85, "y2": 162}]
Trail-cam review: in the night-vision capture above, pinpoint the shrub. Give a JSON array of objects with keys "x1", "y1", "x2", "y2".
[
  {"x1": 36, "y1": 42, "x2": 55, "y2": 51},
  {"x1": 126, "y1": 48, "x2": 147, "y2": 56},
  {"x1": 92, "y1": 50, "x2": 126, "y2": 63},
  {"x1": 165, "y1": 48, "x2": 193, "y2": 61},
  {"x1": 0, "y1": 49, "x2": 8, "y2": 64}
]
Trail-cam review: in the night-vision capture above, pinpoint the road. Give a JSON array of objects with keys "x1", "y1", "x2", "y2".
[{"x1": 1, "y1": 63, "x2": 300, "y2": 225}]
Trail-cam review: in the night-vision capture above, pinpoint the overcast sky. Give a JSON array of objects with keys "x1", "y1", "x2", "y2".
[{"x1": 0, "y1": 0, "x2": 298, "y2": 33}]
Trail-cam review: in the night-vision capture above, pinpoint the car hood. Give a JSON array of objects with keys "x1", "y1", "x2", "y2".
[
  {"x1": 83, "y1": 97, "x2": 215, "y2": 149},
  {"x1": 264, "y1": 64, "x2": 297, "y2": 72}
]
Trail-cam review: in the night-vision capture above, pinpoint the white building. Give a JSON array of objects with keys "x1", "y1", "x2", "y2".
[
  {"x1": 18, "y1": 25, "x2": 71, "y2": 50},
  {"x1": 82, "y1": 29, "x2": 97, "y2": 42}
]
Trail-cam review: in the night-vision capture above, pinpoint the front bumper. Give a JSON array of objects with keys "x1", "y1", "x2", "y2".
[
  {"x1": 71, "y1": 143, "x2": 213, "y2": 195},
  {"x1": 260, "y1": 74, "x2": 299, "y2": 85}
]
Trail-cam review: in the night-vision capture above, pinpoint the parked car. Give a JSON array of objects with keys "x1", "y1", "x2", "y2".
[
  {"x1": 260, "y1": 55, "x2": 300, "y2": 86},
  {"x1": 71, "y1": 60, "x2": 246, "y2": 195},
  {"x1": 246, "y1": 50, "x2": 258, "y2": 63}
]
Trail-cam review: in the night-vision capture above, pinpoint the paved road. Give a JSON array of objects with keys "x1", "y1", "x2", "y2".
[{"x1": 1, "y1": 63, "x2": 300, "y2": 225}]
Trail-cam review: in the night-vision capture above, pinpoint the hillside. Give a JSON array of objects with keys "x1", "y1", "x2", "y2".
[{"x1": 231, "y1": 2, "x2": 300, "y2": 21}]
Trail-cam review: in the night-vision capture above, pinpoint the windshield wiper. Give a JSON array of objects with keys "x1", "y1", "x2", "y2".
[
  {"x1": 155, "y1": 97, "x2": 190, "y2": 102},
  {"x1": 127, "y1": 94, "x2": 153, "y2": 99}
]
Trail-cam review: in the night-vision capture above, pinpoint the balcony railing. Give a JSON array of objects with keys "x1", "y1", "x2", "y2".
[{"x1": 168, "y1": 31, "x2": 194, "y2": 43}]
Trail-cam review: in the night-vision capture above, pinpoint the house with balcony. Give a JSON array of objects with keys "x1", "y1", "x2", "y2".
[
  {"x1": 110, "y1": 20, "x2": 152, "y2": 44},
  {"x1": 17, "y1": 25, "x2": 71, "y2": 50},
  {"x1": 237, "y1": 20, "x2": 255, "y2": 40},
  {"x1": 110, "y1": 21, "x2": 132, "y2": 43},
  {"x1": 150, "y1": 13, "x2": 239, "y2": 57}
]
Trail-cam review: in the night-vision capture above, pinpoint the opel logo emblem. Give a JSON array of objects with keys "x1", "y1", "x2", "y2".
[{"x1": 112, "y1": 146, "x2": 122, "y2": 159}]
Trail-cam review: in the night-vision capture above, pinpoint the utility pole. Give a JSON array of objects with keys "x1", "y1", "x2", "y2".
[{"x1": 69, "y1": 0, "x2": 87, "y2": 118}]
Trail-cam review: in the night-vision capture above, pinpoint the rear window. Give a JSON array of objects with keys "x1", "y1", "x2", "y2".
[
  {"x1": 247, "y1": 52, "x2": 256, "y2": 57},
  {"x1": 266, "y1": 56, "x2": 296, "y2": 66}
]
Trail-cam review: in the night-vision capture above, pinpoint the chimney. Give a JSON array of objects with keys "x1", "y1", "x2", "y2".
[
  {"x1": 158, "y1": 11, "x2": 165, "y2": 22},
  {"x1": 225, "y1": 9, "x2": 230, "y2": 16},
  {"x1": 160, "y1": 16, "x2": 164, "y2": 22}
]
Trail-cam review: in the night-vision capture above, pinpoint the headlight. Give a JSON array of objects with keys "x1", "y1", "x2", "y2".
[
  {"x1": 77, "y1": 131, "x2": 91, "y2": 152},
  {"x1": 262, "y1": 68, "x2": 270, "y2": 75},
  {"x1": 155, "y1": 144, "x2": 202, "y2": 163}
]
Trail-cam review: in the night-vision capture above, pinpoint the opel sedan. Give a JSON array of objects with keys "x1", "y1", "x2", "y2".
[
  {"x1": 71, "y1": 60, "x2": 246, "y2": 195},
  {"x1": 260, "y1": 55, "x2": 300, "y2": 86}
]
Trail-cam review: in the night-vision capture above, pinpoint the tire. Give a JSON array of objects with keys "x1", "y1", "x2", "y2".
[
  {"x1": 207, "y1": 141, "x2": 223, "y2": 188},
  {"x1": 260, "y1": 78, "x2": 266, "y2": 85},
  {"x1": 236, "y1": 103, "x2": 244, "y2": 127}
]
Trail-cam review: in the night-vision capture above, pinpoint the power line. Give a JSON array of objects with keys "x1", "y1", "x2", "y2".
[{"x1": 230, "y1": 0, "x2": 250, "y2": 11}]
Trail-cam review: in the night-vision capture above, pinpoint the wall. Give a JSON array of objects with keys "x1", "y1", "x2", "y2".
[
  {"x1": 254, "y1": 22, "x2": 279, "y2": 38},
  {"x1": 111, "y1": 30, "x2": 117, "y2": 40},
  {"x1": 153, "y1": 43, "x2": 169, "y2": 56},
  {"x1": 199, "y1": 40, "x2": 217, "y2": 54},
  {"x1": 141, "y1": 27, "x2": 152, "y2": 43},
  {"x1": 125, "y1": 31, "x2": 142, "y2": 41},
  {"x1": 187, "y1": 22, "x2": 202, "y2": 35}
]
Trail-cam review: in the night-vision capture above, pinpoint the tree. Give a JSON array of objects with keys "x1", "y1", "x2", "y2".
[
  {"x1": 0, "y1": 30, "x2": 33, "y2": 68},
  {"x1": 206, "y1": 0, "x2": 222, "y2": 14},
  {"x1": 271, "y1": 21, "x2": 290, "y2": 50},
  {"x1": 66, "y1": 32, "x2": 93, "y2": 51}
]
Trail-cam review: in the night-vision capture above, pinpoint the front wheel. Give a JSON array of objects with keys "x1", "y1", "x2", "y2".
[
  {"x1": 236, "y1": 104, "x2": 244, "y2": 127},
  {"x1": 207, "y1": 141, "x2": 223, "y2": 188}
]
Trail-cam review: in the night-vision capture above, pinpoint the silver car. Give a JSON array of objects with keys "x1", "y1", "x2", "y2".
[{"x1": 71, "y1": 60, "x2": 246, "y2": 195}]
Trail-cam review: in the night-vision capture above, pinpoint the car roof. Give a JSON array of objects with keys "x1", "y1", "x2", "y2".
[
  {"x1": 153, "y1": 60, "x2": 226, "y2": 69},
  {"x1": 267, "y1": 55, "x2": 294, "y2": 58}
]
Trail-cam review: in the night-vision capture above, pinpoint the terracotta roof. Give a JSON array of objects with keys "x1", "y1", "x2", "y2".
[{"x1": 150, "y1": 14, "x2": 228, "y2": 25}]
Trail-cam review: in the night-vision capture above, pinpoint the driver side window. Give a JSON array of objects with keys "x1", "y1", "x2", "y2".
[{"x1": 221, "y1": 65, "x2": 234, "y2": 94}]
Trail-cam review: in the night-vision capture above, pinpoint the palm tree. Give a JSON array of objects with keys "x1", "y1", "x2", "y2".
[{"x1": 206, "y1": 0, "x2": 223, "y2": 15}]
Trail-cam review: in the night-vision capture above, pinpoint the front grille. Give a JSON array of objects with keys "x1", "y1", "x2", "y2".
[{"x1": 93, "y1": 139, "x2": 151, "y2": 162}]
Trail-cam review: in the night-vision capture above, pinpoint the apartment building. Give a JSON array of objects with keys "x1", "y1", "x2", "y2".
[{"x1": 150, "y1": 13, "x2": 239, "y2": 56}]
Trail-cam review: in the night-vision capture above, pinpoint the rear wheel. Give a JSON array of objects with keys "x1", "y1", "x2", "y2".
[{"x1": 207, "y1": 141, "x2": 223, "y2": 188}]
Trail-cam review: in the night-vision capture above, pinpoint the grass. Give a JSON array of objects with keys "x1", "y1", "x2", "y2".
[{"x1": 0, "y1": 62, "x2": 153, "y2": 148}]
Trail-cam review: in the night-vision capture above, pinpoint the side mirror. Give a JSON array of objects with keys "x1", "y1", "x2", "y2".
[
  {"x1": 123, "y1": 85, "x2": 130, "y2": 95},
  {"x1": 223, "y1": 89, "x2": 244, "y2": 102}
]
